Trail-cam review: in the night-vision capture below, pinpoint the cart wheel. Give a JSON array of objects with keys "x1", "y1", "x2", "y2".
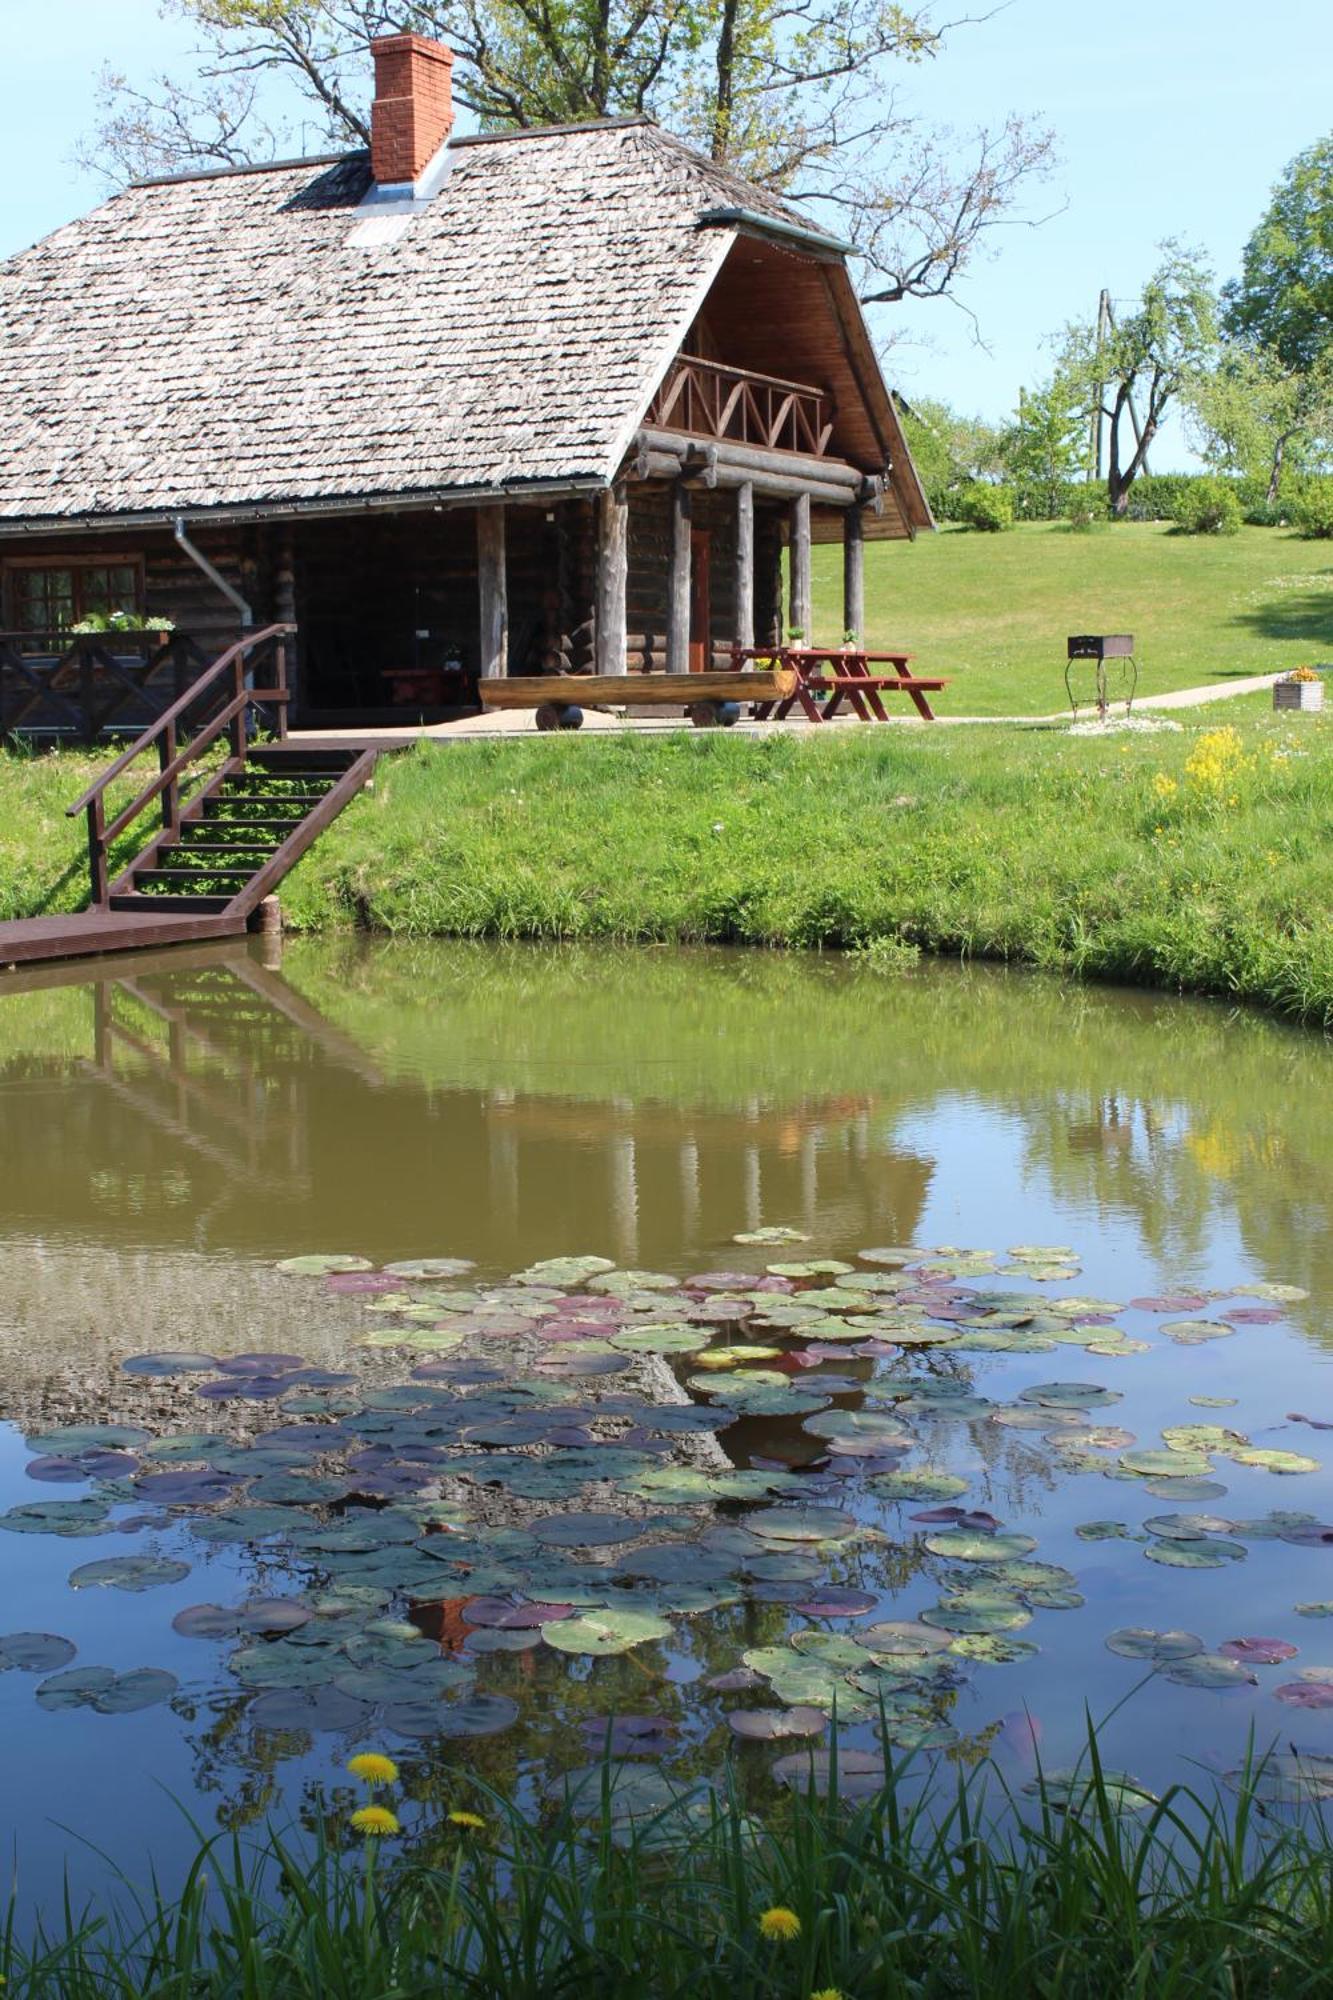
[
  {"x1": 536, "y1": 702, "x2": 583, "y2": 731},
  {"x1": 687, "y1": 701, "x2": 722, "y2": 728}
]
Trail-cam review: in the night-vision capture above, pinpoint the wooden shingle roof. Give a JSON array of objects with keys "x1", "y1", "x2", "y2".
[{"x1": 0, "y1": 120, "x2": 852, "y2": 527}]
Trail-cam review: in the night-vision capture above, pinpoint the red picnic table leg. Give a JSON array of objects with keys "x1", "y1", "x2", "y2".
[{"x1": 904, "y1": 685, "x2": 936, "y2": 720}]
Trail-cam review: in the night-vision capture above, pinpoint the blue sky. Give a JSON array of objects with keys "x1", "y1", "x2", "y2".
[{"x1": 2, "y1": 0, "x2": 1329, "y2": 467}]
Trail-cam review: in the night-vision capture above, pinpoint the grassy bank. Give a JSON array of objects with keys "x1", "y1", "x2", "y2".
[
  {"x1": 810, "y1": 521, "x2": 1333, "y2": 714},
  {"x1": 4, "y1": 711, "x2": 1332, "y2": 1028},
  {"x1": 9, "y1": 1742, "x2": 1333, "y2": 1998},
  {"x1": 265, "y1": 717, "x2": 1333, "y2": 1026}
]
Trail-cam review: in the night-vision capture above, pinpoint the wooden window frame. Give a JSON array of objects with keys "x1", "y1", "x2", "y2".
[{"x1": 1, "y1": 553, "x2": 146, "y2": 633}]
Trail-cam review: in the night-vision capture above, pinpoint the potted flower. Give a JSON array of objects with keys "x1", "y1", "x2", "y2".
[
  {"x1": 786, "y1": 625, "x2": 806, "y2": 653},
  {"x1": 842, "y1": 627, "x2": 859, "y2": 655},
  {"x1": 1274, "y1": 664, "x2": 1324, "y2": 713}
]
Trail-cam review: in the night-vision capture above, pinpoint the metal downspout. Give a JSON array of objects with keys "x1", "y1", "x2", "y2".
[{"x1": 173, "y1": 517, "x2": 253, "y2": 628}]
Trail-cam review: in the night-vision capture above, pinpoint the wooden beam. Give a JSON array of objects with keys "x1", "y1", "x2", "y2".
[
  {"x1": 789, "y1": 492, "x2": 812, "y2": 638},
  {"x1": 734, "y1": 482, "x2": 755, "y2": 651},
  {"x1": 843, "y1": 504, "x2": 865, "y2": 643},
  {"x1": 636, "y1": 428, "x2": 863, "y2": 495},
  {"x1": 476, "y1": 505, "x2": 508, "y2": 680},
  {"x1": 594, "y1": 485, "x2": 628, "y2": 676},
  {"x1": 480, "y1": 669, "x2": 796, "y2": 708},
  {"x1": 667, "y1": 480, "x2": 692, "y2": 675}
]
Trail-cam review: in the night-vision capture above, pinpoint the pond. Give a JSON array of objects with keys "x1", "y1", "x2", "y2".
[{"x1": 2, "y1": 936, "x2": 1333, "y2": 1912}]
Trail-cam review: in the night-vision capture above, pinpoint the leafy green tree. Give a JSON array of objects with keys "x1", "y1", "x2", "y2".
[
  {"x1": 1000, "y1": 374, "x2": 1088, "y2": 514},
  {"x1": 893, "y1": 396, "x2": 1005, "y2": 511},
  {"x1": 1223, "y1": 135, "x2": 1333, "y2": 372},
  {"x1": 81, "y1": 0, "x2": 1056, "y2": 314},
  {"x1": 1185, "y1": 343, "x2": 1333, "y2": 501},
  {"x1": 1057, "y1": 244, "x2": 1218, "y2": 515}
]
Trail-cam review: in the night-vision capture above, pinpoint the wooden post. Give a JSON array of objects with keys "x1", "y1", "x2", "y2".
[
  {"x1": 788, "y1": 491, "x2": 811, "y2": 639},
  {"x1": 594, "y1": 485, "x2": 628, "y2": 676},
  {"x1": 667, "y1": 480, "x2": 693, "y2": 675},
  {"x1": 734, "y1": 481, "x2": 755, "y2": 651},
  {"x1": 476, "y1": 504, "x2": 508, "y2": 679},
  {"x1": 843, "y1": 504, "x2": 865, "y2": 643}
]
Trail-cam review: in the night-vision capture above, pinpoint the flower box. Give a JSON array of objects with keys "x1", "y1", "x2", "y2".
[{"x1": 1274, "y1": 678, "x2": 1325, "y2": 712}]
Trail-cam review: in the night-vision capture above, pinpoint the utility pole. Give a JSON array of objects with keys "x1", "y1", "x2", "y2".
[{"x1": 1091, "y1": 288, "x2": 1111, "y2": 481}]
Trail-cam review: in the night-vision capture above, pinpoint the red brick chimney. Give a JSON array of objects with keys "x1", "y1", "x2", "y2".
[{"x1": 370, "y1": 33, "x2": 454, "y2": 185}]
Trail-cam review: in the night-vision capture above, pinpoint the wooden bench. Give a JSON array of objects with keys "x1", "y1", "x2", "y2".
[{"x1": 478, "y1": 669, "x2": 796, "y2": 730}]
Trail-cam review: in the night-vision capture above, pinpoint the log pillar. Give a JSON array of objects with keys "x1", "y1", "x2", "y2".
[
  {"x1": 594, "y1": 484, "x2": 629, "y2": 676},
  {"x1": 476, "y1": 504, "x2": 508, "y2": 679},
  {"x1": 843, "y1": 504, "x2": 865, "y2": 643},
  {"x1": 788, "y1": 491, "x2": 812, "y2": 639},
  {"x1": 734, "y1": 480, "x2": 755, "y2": 651},
  {"x1": 667, "y1": 479, "x2": 693, "y2": 675}
]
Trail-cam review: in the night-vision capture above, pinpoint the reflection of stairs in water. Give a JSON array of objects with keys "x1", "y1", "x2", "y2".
[{"x1": 81, "y1": 950, "x2": 384, "y2": 1197}]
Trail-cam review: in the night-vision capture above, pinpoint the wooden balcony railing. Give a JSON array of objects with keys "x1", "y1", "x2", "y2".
[
  {"x1": 647, "y1": 355, "x2": 834, "y2": 458},
  {"x1": 0, "y1": 630, "x2": 217, "y2": 745}
]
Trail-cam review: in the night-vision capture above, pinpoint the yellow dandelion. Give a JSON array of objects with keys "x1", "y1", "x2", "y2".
[
  {"x1": 347, "y1": 1752, "x2": 399, "y2": 1786},
  {"x1": 759, "y1": 1906, "x2": 802, "y2": 1942},
  {"x1": 811, "y1": 1989, "x2": 844, "y2": 2000},
  {"x1": 448, "y1": 1810, "x2": 486, "y2": 1830},
  {"x1": 350, "y1": 1805, "x2": 400, "y2": 1838}
]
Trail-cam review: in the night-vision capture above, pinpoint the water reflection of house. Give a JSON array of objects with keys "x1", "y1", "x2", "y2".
[{"x1": 0, "y1": 946, "x2": 932, "y2": 1267}]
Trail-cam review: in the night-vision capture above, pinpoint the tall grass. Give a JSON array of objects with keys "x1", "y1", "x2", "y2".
[
  {"x1": 274, "y1": 719, "x2": 1333, "y2": 1027},
  {"x1": 8, "y1": 1731, "x2": 1333, "y2": 1999}
]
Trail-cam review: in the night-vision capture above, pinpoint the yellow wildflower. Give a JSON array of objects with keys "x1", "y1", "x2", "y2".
[
  {"x1": 448, "y1": 1810, "x2": 486, "y2": 1830},
  {"x1": 1151, "y1": 772, "x2": 1178, "y2": 800},
  {"x1": 759, "y1": 1907, "x2": 802, "y2": 1942},
  {"x1": 347, "y1": 1753, "x2": 399, "y2": 1786},
  {"x1": 350, "y1": 1805, "x2": 400, "y2": 1838},
  {"x1": 811, "y1": 1990, "x2": 843, "y2": 2000}
]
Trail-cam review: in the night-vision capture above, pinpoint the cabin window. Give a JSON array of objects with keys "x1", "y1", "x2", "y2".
[{"x1": 4, "y1": 558, "x2": 143, "y2": 632}]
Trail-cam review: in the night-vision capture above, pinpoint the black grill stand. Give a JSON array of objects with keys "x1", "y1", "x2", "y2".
[{"x1": 1066, "y1": 634, "x2": 1137, "y2": 720}]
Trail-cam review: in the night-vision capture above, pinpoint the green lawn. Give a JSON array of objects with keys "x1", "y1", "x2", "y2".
[{"x1": 811, "y1": 521, "x2": 1333, "y2": 715}]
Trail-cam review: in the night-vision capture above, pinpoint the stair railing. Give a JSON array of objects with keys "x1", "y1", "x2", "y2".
[{"x1": 65, "y1": 624, "x2": 294, "y2": 908}]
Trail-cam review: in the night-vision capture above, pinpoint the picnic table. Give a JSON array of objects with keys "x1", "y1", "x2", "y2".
[{"x1": 731, "y1": 645, "x2": 946, "y2": 722}]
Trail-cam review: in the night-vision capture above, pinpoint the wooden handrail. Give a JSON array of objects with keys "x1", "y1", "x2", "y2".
[
  {"x1": 66, "y1": 624, "x2": 295, "y2": 816},
  {"x1": 669, "y1": 354, "x2": 827, "y2": 400},
  {"x1": 64, "y1": 623, "x2": 295, "y2": 910}
]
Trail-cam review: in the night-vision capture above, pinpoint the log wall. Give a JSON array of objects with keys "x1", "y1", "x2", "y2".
[{"x1": 629, "y1": 481, "x2": 787, "y2": 671}]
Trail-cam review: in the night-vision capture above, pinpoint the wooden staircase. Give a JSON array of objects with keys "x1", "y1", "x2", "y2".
[
  {"x1": 106, "y1": 745, "x2": 376, "y2": 920},
  {"x1": 0, "y1": 625, "x2": 378, "y2": 969}
]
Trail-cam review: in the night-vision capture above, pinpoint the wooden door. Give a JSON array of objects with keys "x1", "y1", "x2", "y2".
[{"x1": 689, "y1": 529, "x2": 711, "y2": 673}]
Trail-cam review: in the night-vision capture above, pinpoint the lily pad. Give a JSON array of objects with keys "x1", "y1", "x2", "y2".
[
  {"x1": 542, "y1": 1610, "x2": 672, "y2": 1656},
  {"x1": 250, "y1": 1686, "x2": 372, "y2": 1733},
  {"x1": 1105, "y1": 1628, "x2": 1204, "y2": 1661},
  {"x1": 1273, "y1": 1681, "x2": 1333, "y2": 1709},
  {"x1": 382, "y1": 1258, "x2": 476, "y2": 1279},
  {"x1": 743, "y1": 1506, "x2": 857, "y2": 1543},
  {"x1": 923, "y1": 1529, "x2": 1037, "y2": 1562},
  {"x1": 37, "y1": 1666, "x2": 177, "y2": 1713},
  {"x1": 727, "y1": 1706, "x2": 826, "y2": 1741},
  {"x1": 1219, "y1": 1637, "x2": 1297, "y2": 1665},
  {"x1": 276, "y1": 1254, "x2": 374, "y2": 1275},
  {"x1": 532, "y1": 1512, "x2": 646, "y2": 1548},
  {"x1": 69, "y1": 1556, "x2": 190, "y2": 1593},
  {"x1": 1144, "y1": 1538, "x2": 1246, "y2": 1568},
  {"x1": 0, "y1": 1632, "x2": 76, "y2": 1672},
  {"x1": 1229, "y1": 1448, "x2": 1319, "y2": 1475},
  {"x1": 772, "y1": 1747, "x2": 886, "y2": 1799},
  {"x1": 1163, "y1": 1653, "x2": 1259, "y2": 1689}
]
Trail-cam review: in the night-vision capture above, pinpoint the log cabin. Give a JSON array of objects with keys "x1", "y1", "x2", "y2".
[{"x1": 0, "y1": 31, "x2": 932, "y2": 741}]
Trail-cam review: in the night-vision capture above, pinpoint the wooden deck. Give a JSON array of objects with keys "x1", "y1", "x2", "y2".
[{"x1": 0, "y1": 908, "x2": 246, "y2": 970}]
